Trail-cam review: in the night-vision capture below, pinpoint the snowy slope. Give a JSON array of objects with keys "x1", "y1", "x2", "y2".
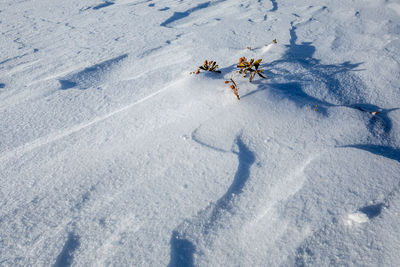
[{"x1": 1, "y1": 0, "x2": 400, "y2": 266}]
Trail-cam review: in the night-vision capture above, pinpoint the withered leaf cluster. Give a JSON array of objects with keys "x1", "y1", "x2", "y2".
[
  {"x1": 225, "y1": 78, "x2": 240, "y2": 100},
  {"x1": 191, "y1": 54, "x2": 270, "y2": 101},
  {"x1": 237, "y1": 57, "x2": 266, "y2": 82},
  {"x1": 191, "y1": 60, "x2": 221, "y2": 75}
]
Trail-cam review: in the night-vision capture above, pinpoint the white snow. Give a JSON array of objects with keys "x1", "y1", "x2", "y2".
[
  {"x1": 1, "y1": 0, "x2": 400, "y2": 266},
  {"x1": 346, "y1": 212, "x2": 369, "y2": 225}
]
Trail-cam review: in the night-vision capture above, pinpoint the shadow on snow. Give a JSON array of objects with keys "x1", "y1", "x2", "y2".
[
  {"x1": 59, "y1": 54, "x2": 127, "y2": 90},
  {"x1": 160, "y1": 0, "x2": 225, "y2": 27},
  {"x1": 168, "y1": 136, "x2": 255, "y2": 266},
  {"x1": 242, "y1": 22, "x2": 398, "y2": 138},
  {"x1": 53, "y1": 232, "x2": 80, "y2": 267}
]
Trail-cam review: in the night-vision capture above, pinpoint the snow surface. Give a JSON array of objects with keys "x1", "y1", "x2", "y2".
[{"x1": 1, "y1": 0, "x2": 400, "y2": 266}]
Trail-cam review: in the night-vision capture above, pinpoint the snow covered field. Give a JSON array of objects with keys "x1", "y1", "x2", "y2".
[{"x1": 1, "y1": 0, "x2": 400, "y2": 266}]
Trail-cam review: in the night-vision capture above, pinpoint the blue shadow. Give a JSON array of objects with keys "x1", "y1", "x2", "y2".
[
  {"x1": 168, "y1": 136, "x2": 255, "y2": 266},
  {"x1": 269, "y1": 0, "x2": 278, "y2": 12},
  {"x1": 349, "y1": 104, "x2": 400, "y2": 139},
  {"x1": 267, "y1": 82, "x2": 332, "y2": 115},
  {"x1": 93, "y1": 1, "x2": 114, "y2": 10},
  {"x1": 161, "y1": 2, "x2": 211, "y2": 27},
  {"x1": 204, "y1": 136, "x2": 255, "y2": 233},
  {"x1": 227, "y1": 137, "x2": 256, "y2": 198},
  {"x1": 53, "y1": 233, "x2": 80, "y2": 267},
  {"x1": 240, "y1": 22, "x2": 400, "y2": 140},
  {"x1": 244, "y1": 22, "x2": 363, "y2": 116},
  {"x1": 342, "y1": 144, "x2": 400, "y2": 163},
  {"x1": 59, "y1": 54, "x2": 127, "y2": 90},
  {"x1": 359, "y1": 203, "x2": 385, "y2": 219},
  {"x1": 59, "y1": 80, "x2": 77, "y2": 90},
  {"x1": 160, "y1": 1, "x2": 225, "y2": 27},
  {"x1": 168, "y1": 231, "x2": 195, "y2": 267}
]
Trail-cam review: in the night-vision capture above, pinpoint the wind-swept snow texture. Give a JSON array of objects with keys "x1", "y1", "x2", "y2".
[{"x1": 1, "y1": 0, "x2": 400, "y2": 266}]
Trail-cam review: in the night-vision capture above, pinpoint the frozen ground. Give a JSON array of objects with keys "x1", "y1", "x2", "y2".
[{"x1": 1, "y1": 0, "x2": 400, "y2": 266}]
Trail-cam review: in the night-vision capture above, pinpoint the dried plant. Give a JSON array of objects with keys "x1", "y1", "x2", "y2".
[
  {"x1": 191, "y1": 60, "x2": 221, "y2": 74},
  {"x1": 237, "y1": 57, "x2": 266, "y2": 82},
  {"x1": 225, "y1": 78, "x2": 240, "y2": 100}
]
